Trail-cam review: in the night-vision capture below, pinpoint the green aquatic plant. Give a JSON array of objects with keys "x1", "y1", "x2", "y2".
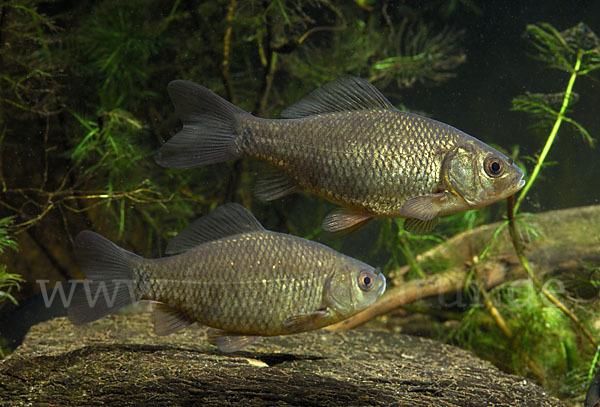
[
  {"x1": 287, "y1": 11, "x2": 465, "y2": 91},
  {"x1": 0, "y1": 217, "x2": 22, "y2": 307},
  {"x1": 0, "y1": 264, "x2": 23, "y2": 307},
  {"x1": 508, "y1": 22, "x2": 600, "y2": 349},
  {"x1": 446, "y1": 22, "x2": 600, "y2": 401},
  {"x1": 448, "y1": 281, "x2": 592, "y2": 399},
  {"x1": 512, "y1": 22, "x2": 599, "y2": 214}
]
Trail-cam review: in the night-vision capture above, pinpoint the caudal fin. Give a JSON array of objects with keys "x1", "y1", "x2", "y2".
[
  {"x1": 155, "y1": 80, "x2": 250, "y2": 169},
  {"x1": 68, "y1": 231, "x2": 143, "y2": 325}
]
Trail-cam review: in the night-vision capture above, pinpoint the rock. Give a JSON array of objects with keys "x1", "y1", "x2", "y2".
[{"x1": 0, "y1": 313, "x2": 563, "y2": 406}]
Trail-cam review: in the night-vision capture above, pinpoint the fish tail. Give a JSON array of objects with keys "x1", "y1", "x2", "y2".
[
  {"x1": 155, "y1": 80, "x2": 250, "y2": 168},
  {"x1": 68, "y1": 231, "x2": 143, "y2": 325}
]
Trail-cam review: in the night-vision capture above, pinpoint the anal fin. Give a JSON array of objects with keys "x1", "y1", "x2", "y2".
[
  {"x1": 152, "y1": 302, "x2": 195, "y2": 336},
  {"x1": 254, "y1": 167, "x2": 299, "y2": 201},
  {"x1": 322, "y1": 208, "x2": 372, "y2": 235},
  {"x1": 207, "y1": 329, "x2": 262, "y2": 353}
]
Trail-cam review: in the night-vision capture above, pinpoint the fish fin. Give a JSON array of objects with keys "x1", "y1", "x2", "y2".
[
  {"x1": 403, "y1": 217, "x2": 439, "y2": 235},
  {"x1": 399, "y1": 192, "x2": 445, "y2": 221},
  {"x1": 68, "y1": 231, "x2": 143, "y2": 325},
  {"x1": 166, "y1": 203, "x2": 265, "y2": 255},
  {"x1": 285, "y1": 310, "x2": 329, "y2": 333},
  {"x1": 155, "y1": 80, "x2": 250, "y2": 169},
  {"x1": 281, "y1": 76, "x2": 395, "y2": 119},
  {"x1": 206, "y1": 329, "x2": 262, "y2": 353},
  {"x1": 152, "y1": 302, "x2": 195, "y2": 336},
  {"x1": 254, "y1": 166, "x2": 300, "y2": 201},
  {"x1": 322, "y1": 208, "x2": 373, "y2": 235}
]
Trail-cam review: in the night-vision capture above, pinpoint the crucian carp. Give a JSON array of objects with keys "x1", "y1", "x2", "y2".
[{"x1": 157, "y1": 77, "x2": 525, "y2": 234}]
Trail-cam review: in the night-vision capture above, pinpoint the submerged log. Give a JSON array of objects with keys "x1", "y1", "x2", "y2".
[
  {"x1": 0, "y1": 313, "x2": 563, "y2": 406},
  {"x1": 330, "y1": 205, "x2": 600, "y2": 330}
]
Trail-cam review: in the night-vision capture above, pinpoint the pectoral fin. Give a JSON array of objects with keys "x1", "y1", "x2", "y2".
[
  {"x1": 399, "y1": 192, "x2": 445, "y2": 221},
  {"x1": 152, "y1": 302, "x2": 195, "y2": 336},
  {"x1": 322, "y1": 208, "x2": 372, "y2": 235},
  {"x1": 207, "y1": 329, "x2": 262, "y2": 353},
  {"x1": 285, "y1": 310, "x2": 329, "y2": 333},
  {"x1": 403, "y1": 217, "x2": 439, "y2": 235}
]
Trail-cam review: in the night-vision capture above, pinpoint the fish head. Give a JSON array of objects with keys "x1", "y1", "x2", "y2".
[
  {"x1": 325, "y1": 259, "x2": 386, "y2": 318},
  {"x1": 442, "y1": 139, "x2": 525, "y2": 212}
]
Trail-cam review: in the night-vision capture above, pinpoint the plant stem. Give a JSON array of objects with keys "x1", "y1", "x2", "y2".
[
  {"x1": 507, "y1": 48, "x2": 599, "y2": 349},
  {"x1": 398, "y1": 235, "x2": 425, "y2": 279},
  {"x1": 221, "y1": 0, "x2": 236, "y2": 104},
  {"x1": 507, "y1": 198, "x2": 598, "y2": 348},
  {"x1": 472, "y1": 263, "x2": 546, "y2": 382},
  {"x1": 514, "y1": 49, "x2": 583, "y2": 214}
]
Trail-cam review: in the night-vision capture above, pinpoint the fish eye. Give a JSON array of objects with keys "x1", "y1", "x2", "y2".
[
  {"x1": 484, "y1": 157, "x2": 504, "y2": 178},
  {"x1": 358, "y1": 270, "x2": 375, "y2": 291}
]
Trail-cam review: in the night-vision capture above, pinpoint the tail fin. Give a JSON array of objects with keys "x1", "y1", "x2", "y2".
[
  {"x1": 68, "y1": 231, "x2": 143, "y2": 325},
  {"x1": 155, "y1": 80, "x2": 250, "y2": 168}
]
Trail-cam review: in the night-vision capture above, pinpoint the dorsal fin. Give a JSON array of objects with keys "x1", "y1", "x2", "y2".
[
  {"x1": 165, "y1": 203, "x2": 265, "y2": 255},
  {"x1": 281, "y1": 76, "x2": 395, "y2": 119}
]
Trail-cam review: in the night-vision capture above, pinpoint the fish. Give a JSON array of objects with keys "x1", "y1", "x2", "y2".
[
  {"x1": 156, "y1": 76, "x2": 525, "y2": 235},
  {"x1": 67, "y1": 203, "x2": 386, "y2": 352}
]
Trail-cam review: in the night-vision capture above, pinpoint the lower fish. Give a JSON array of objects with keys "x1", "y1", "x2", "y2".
[{"x1": 67, "y1": 204, "x2": 386, "y2": 352}]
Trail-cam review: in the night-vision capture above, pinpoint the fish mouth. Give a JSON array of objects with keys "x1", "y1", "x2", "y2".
[
  {"x1": 377, "y1": 273, "x2": 386, "y2": 296},
  {"x1": 503, "y1": 178, "x2": 525, "y2": 199},
  {"x1": 509, "y1": 178, "x2": 526, "y2": 195}
]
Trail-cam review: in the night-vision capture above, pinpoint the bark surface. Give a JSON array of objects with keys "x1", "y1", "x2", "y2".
[
  {"x1": 1, "y1": 313, "x2": 563, "y2": 406},
  {"x1": 331, "y1": 204, "x2": 600, "y2": 330}
]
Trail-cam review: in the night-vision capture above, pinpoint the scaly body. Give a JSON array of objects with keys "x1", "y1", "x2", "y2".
[
  {"x1": 136, "y1": 232, "x2": 347, "y2": 335},
  {"x1": 238, "y1": 109, "x2": 460, "y2": 216},
  {"x1": 157, "y1": 76, "x2": 525, "y2": 234},
  {"x1": 68, "y1": 204, "x2": 385, "y2": 352}
]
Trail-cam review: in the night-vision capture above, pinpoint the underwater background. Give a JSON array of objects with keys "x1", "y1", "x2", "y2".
[{"x1": 1, "y1": 0, "x2": 599, "y2": 403}]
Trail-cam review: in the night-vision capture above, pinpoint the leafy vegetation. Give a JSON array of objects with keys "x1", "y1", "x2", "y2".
[
  {"x1": 447, "y1": 22, "x2": 600, "y2": 402},
  {"x1": 1, "y1": 1, "x2": 599, "y2": 402},
  {"x1": 0, "y1": 217, "x2": 22, "y2": 307}
]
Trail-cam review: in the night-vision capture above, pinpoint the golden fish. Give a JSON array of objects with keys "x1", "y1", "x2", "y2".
[
  {"x1": 157, "y1": 77, "x2": 525, "y2": 234},
  {"x1": 68, "y1": 204, "x2": 385, "y2": 352}
]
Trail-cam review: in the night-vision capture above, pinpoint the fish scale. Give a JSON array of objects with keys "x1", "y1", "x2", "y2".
[
  {"x1": 157, "y1": 76, "x2": 525, "y2": 234},
  {"x1": 243, "y1": 110, "x2": 454, "y2": 215},
  {"x1": 68, "y1": 204, "x2": 385, "y2": 352},
  {"x1": 134, "y1": 231, "x2": 339, "y2": 335}
]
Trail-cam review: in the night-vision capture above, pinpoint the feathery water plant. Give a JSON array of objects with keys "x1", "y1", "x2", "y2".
[
  {"x1": 447, "y1": 22, "x2": 600, "y2": 401},
  {"x1": 0, "y1": 217, "x2": 22, "y2": 307}
]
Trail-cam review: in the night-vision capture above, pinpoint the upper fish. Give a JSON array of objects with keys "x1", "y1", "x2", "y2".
[
  {"x1": 67, "y1": 203, "x2": 386, "y2": 352},
  {"x1": 156, "y1": 76, "x2": 525, "y2": 234}
]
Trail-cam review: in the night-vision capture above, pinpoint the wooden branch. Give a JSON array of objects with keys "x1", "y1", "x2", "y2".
[
  {"x1": 329, "y1": 205, "x2": 600, "y2": 331},
  {"x1": 329, "y1": 256, "x2": 515, "y2": 330}
]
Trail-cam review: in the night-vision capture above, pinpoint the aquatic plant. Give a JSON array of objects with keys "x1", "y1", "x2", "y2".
[
  {"x1": 448, "y1": 281, "x2": 587, "y2": 399},
  {"x1": 6, "y1": 1, "x2": 586, "y2": 400},
  {"x1": 0, "y1": 265, "x2": 22, "y2": 307},
  {"x1": 512, "y1": 23, "x2": 599, "y2": 213},
  {"x1": 0, "y1": 217, "x2": 22, "y2": 307},
  {"x1": 446, "y1": 22, "x2": 600, "y2": 401}
]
